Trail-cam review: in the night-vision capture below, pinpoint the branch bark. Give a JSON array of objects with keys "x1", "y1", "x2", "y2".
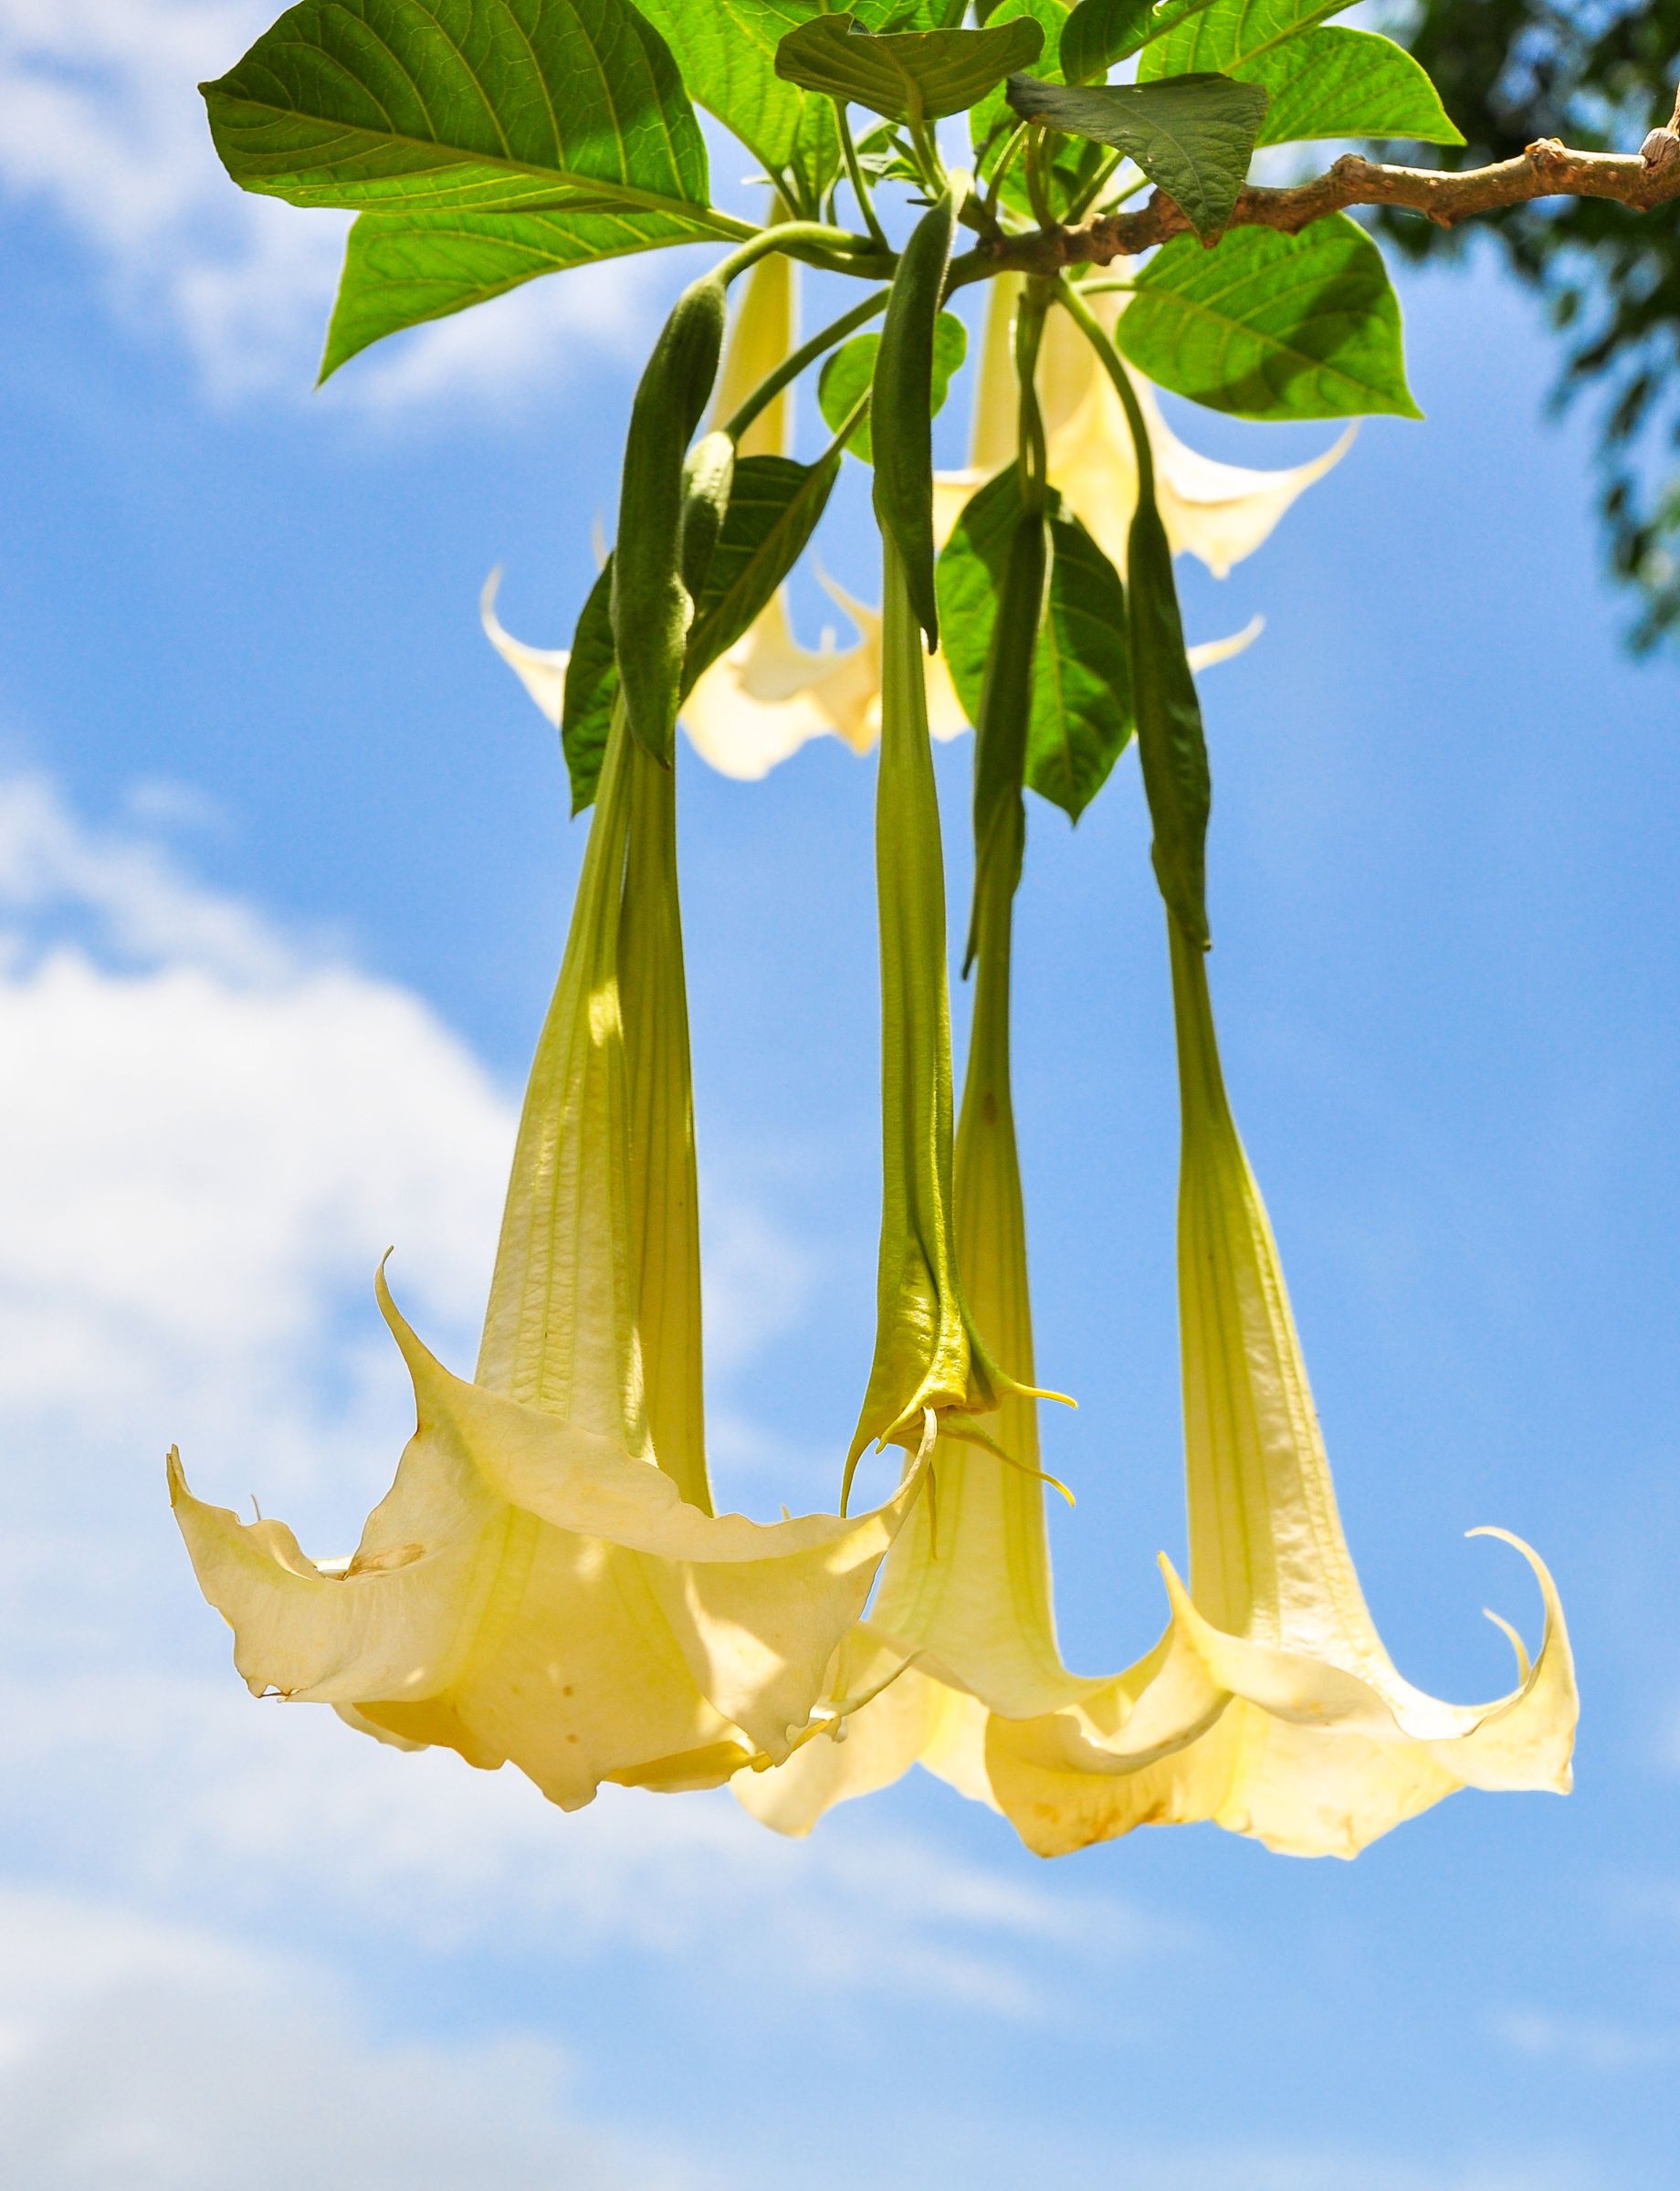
[{"x1": 987, "y1": 92, "x2": 1680, "y2": 275}]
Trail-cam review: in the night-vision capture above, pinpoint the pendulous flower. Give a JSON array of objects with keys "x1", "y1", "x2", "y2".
[
  {"x1": 171, "y1": 707, "x2": 926, "y2": 1809},
  {"x1": 981, "y1": 920, "x2": 1578, "y2": 1859},
  {"x1": 934, "y1": 278, "x2": 1354, "y2": 580}
]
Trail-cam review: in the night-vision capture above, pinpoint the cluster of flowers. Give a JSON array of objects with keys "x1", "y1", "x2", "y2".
[{"x1": 171, "y1": 264, "x2": 1576, "y2": 1862}]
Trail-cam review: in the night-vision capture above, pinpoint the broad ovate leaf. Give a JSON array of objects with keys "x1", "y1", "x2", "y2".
[
  {"x1": 775, "y1": 13, "x2": 1045, "y2": 125},
  {"x1": 1116, "y1": 215, "x2": 1422, "y2": 421},
  {"x1": 1006, "y1": 71, "x2": 1268, "y2": 239},
  {"x1": 203, "y1": 0, "x2": 713, "y2": 217}
]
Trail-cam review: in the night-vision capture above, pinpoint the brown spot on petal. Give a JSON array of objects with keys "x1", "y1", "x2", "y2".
[{"x1": 346, "y1": 1542, "x2": 425, "y2": 1575}]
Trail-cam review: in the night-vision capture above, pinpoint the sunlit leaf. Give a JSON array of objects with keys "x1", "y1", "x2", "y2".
[
  {"x1": 818, "y1": 313, "x2": 967, "y2": 464},
  {"x1": 938, "y1": 466, "x2": 1134, "y2": 821},
  {"x1": 1007, "y1": 72, "x2": 1267, "y2": 238},
  {"x1": 203, "y1": 0, "x2": 711, "y2": 218},
  {"x1": 321, "y1": 205, "x2": 715, "y2": 376},
  {"x1": 1116, "y1": 214, "x2": 1422, "y2": 420},
  {"x1": 775, "y1": 13, "x2": 1045, "y2": 125}
]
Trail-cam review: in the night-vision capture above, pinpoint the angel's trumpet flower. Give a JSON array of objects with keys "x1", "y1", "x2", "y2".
[
  {"x1": 844, "y1": 536, "x2": 1058, "y2": 1491},
  {"x1": 739, "y1": 498, "x2": 1093, "y2": 1836},
  {"x1": 171, "y1": 708, "x2": 925, "y2": 1809},
  {"x1": 738, "y1": 822, "x2": 1094, "y2": 1832},
  {"x1": 982, "y1": 921, "x2": 1578, "y2": 1858},
  {"x1": 933, "y1": 278, "x2": 1353, "y2": 579},
  {"x1": 484, "y1": 251, "x2": 967, "y2": 781}
]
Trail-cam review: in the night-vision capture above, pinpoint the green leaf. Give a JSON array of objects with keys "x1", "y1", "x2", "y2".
[
  {"x1": 1058, "y1": 0, "x2": 1220, "y2": 88},
  {"x1": 774, "y1": 13, "x2": 1045, "y2": 125},
  {"x1": 937, "y1": 468, "x2": 1134, "y2": 822},
  {"x1": 1139, "y1": 0, "x2": 1355, "y2": 79},
  {"x1": 631, "y1": 0, "x2": 838, "y2": 211},
  {"x1": 1031, "y1": 507, "x2": 1135, "y2": 817},
  {"x1": 1244, "y1": 28, "x2": 1464, "y2": 147},
  {"x1": 1007, "y1": 71, "x2": 1267, "y2": 239},
  {"x1": 969, "y1": 0, "x2": 1068, "y2": 153},
  {"x1": 684, "y1": 452, "x2": 842, "y2": 682},
  {"x1": 560, "y1": 564, "x2": 619, "y2": 815},
  {"x1": 817, "y1": 313, "x2": 967, "y2": 462},
  {"x1": 202, "y1": 0, "x2": 712, "y2": 219},
  {"x1": 1115, "y1": 212, "x2": 1422, "y2": 420},
  {"x1": 321, "y1": 205, "x2": 715, "y2": 376},
  {"x1": 561, "y1": 453, "x2": 842, "y2": 808},
  {"x1": 1128, "y1": 494, "x2": 1208, "y2": 944}
]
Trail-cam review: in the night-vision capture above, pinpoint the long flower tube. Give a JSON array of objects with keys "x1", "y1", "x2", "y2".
[
  {"x1": 982, "y1": 921, "x2": 1579, "y2": 1858},
  {"x1": 845, "y1": 535, "x2": 1055, "y2": 1489},
  {"x1": 737, "y1": 823, "x2": 1103, "y2": 1831},
  {"x1": 171, "y1": 705, "x2": 927, "y2": 1810},
  {"x1": 740, "y1": 346, "x2": 1100, "y2": 1829},
  {"x1": 979, "y1": 296, "x2": 1577, "y2": 1856},
  {"x1": 744, "y1": 316, "x2": 1578, "y2": 1854}
]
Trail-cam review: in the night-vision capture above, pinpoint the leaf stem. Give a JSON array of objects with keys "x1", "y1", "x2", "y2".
[
  {"x1": 714, "y1": 222, "x2": 888, "y2": 288},
  {"x1": 721, "y1": 285, "x2": 892, "y2": 445},
  {"x1": 837, "y1": 105, "x2": 892, "y2": 253},
  {"x1": 982, "y1": 121, "x2": 1029, "y2": 217},
  {"x1": 1052, "y1": 276, "x2": 1153, "y2": 504}
]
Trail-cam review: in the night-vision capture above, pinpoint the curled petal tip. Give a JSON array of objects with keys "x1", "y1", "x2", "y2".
[
  {"x1": 165, "y1": 1446, "x2": 186, "y2": 1501},
  {"x1": 1482, "y1": 1607, "x2": 1533, "y2": 1684}
]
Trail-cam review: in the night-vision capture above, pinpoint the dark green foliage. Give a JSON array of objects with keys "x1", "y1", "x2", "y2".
[{"x1": 1391, "y1": 1, "x2": 1680, "y2": 649}]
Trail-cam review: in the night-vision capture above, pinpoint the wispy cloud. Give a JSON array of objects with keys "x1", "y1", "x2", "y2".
[
  {"x1": 0, "y1": 1887, "x2": 698, "y2": 2191},
  {"x1": 0, "y1": 771, "x2": 1154, "y2": 2076},
  {"x1": 1492, "y1": 2006, "x2": 1680, "y2": 2073},
  {"x1": 0, "y1": 0, "x2": 679, "y2": 406}
]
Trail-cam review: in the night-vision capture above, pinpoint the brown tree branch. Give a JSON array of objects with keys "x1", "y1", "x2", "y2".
[{"x1": 986, "y1": 89, "x2": 1680, "y2": 276}]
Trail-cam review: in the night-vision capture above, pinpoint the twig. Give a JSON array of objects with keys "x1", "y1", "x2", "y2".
[{"x1": 986, "y1": 91, "x2": 1680, "y2": 275}]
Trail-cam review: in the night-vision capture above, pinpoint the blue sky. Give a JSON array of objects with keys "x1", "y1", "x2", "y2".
[{"x1": 0, "y1": 6, "x2": 1677, "y2": 2187}]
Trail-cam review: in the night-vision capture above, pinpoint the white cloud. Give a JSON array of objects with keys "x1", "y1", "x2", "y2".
[
  {"x1": 0, "y1": 775, "x2": 509, "y2": 1551},
  {"x1": 1492, "y1": 2007, "x2": 1680, "y2": 2073},
  {"x1": 0, "y1": 0, "x2": 674, "y2": 404},
  {"x1": 0, "y1": 771, "x2": 1148, "y2": 2043},
  {"x1": 0, "y1": 1888, "x2": 692, "y2": 2191}
]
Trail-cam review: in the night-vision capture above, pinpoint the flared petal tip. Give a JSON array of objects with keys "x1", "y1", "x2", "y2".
[{"x1": 165, "y1": 1445, "x2": 187, "y2": 1502}]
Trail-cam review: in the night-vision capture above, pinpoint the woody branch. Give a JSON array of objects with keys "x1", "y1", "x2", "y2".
[{"x1": 984, "y1": 87, "x2": 1680, "y2": 277}]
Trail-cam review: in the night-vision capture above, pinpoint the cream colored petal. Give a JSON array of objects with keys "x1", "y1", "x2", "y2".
[
  {"x1": 1187, "y1": 616, "x2": 1264, "y2": 674},
  {"x1": 1045, "y1": 296, "x2": 1349, "y2": 580},
  {"x1": 711, "y1": 243, "x2": 795, "y2": 460},
  {"x1": 481, "y1": 567, "x2": 567, "y2": 724},
  {"x1": 933, "y1": 468, "x2": 988, "y2": 553},
  {"x1": 979, "y1": 937, "x2": 1577, "y2": 1862},
  {"x1": 171, "y1": 1274, "x2": 929, "y2": 1805},
  {"x1": 1144, "y1": 377, "x2": 1358, "y2": 581},
  {"x1": 1046, "y1": 376, "x2": 1143, "y2": 575},
  {"x1": 679, "y1": 595, "x2": 845, "y2": 779}
]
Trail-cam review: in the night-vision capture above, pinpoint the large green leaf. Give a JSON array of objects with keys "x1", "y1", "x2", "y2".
[
  {"x1": 1244, "y1": 27, "x2": 1463, "y2": 147},
  {"x1": 1116, "y1": 213, "x2": 1421, "y2": 420},
  {"x1": 970, "y1": 0, "x2": 1067, "y2": 168},
  {"x1": 775, "y1": 13, "x2": 1045, "y2": 125},
  {"x1": 1007, "y1": 72, "x2": 1267, "y2": 239},
  {"x1": 560, "y1": 565, "x2": 619, "y2": 815},
  {"x1": 561, "y1": 453, "x2": 841, "y2": 808},
  {"x1": 683, "y1": 452, "x2": 842, "y2": 682},
  {"x1": 1057, "y1": 0, "x2": 1220, "y2": 88},
  {"x1": 1139, "y1": 0, "x2": 1355, "y2": 79},
  {"x1": 938, "y1": 468, "x2": 1133, "y2": 822},
  {"x1": 817, "y1": 312, "x2": 967, "y2": 462},
  {"x1": 321, "y1": 205, "x2": 715, "y2": 376},
  {"x1": 632, "y1": 0, "x2": 837, "y2": 209},
  {"x1": 202, "y1": 0, "x2": 714, "y2": 219}
]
